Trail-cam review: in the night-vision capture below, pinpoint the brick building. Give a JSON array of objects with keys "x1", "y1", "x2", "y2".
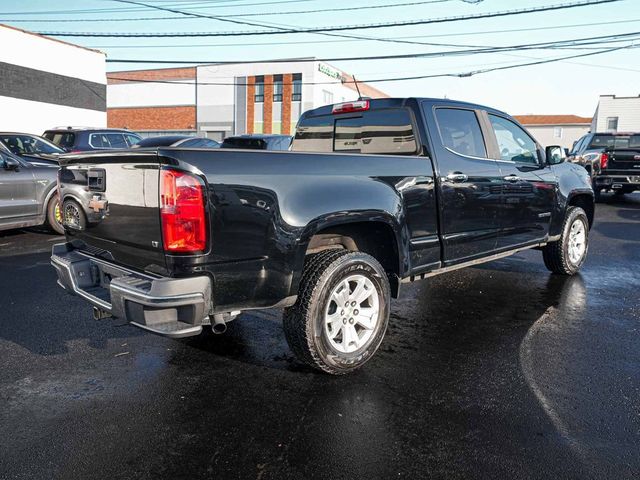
[{"x1": 107, "y1": 60, "x2": 388, "y2": 140}]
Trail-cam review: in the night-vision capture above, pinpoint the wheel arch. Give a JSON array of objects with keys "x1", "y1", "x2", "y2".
[
  {"x1": 567, "y1": 191, "x2": 595, "y2": 229},
  {"x1": 290, "y1": 211, "x2": 407, "y2": 299}
]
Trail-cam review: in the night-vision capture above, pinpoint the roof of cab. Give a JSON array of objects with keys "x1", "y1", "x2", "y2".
[{"x1": 300, "y1": 97, "x2": 508, "y2": 118}]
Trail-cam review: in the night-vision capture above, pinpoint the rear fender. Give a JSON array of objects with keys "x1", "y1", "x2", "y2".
[{"x1": 289, "y1": 210, "x2": 408, "y2": 298}]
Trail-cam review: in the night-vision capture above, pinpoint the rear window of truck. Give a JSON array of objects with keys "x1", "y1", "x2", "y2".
[
  {"x1": 293, "y1": 108, "x2": 417, "y2": 155},
  {"x1": 588, "y1": 134, "x2": 640, "y2": 150}
]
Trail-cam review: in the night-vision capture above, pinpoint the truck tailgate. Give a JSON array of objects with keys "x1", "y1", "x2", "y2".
[
  {"x1": 58, "y1": 151, "x2": 167, "y2": 273},
  {"x1": 608, "y1": 148, "x2": 640, "y2": 172}
]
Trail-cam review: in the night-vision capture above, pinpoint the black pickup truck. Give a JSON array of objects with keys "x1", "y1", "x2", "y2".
[
  {"x1": 51, "y1": 98, "x2": 594, "y2": 374},
  {"x1": 568, "y1": 132, "x2": 640, "y2": 199}
]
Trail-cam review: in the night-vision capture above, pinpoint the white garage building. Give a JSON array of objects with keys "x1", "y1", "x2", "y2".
[{"x1": 0, "y1": 24, "x2": 106, "y2": 135}]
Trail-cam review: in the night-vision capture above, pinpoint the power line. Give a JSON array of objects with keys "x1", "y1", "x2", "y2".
[
  {"x1": 101, "y1": 31, "x2": 640, "y2": 63},
  {"x1": 0, "y1": 0, "x2": 456, "y2": 22},
  {"x1": 0, "y1": 0, "x2": 322, "y2": 15},
  {"x1": 82, "y1": 18, "x2": 640, "y2": 48},
  {"x1": 36, "y1": 0, "x2": 624, "y2": 37},
  {"x1": 105, "y1": 44, "x2": 639, "y2": 87}
]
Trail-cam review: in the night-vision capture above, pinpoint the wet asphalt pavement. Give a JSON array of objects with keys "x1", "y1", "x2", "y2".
[{"x1": 1, "y1": 194, "x2": 639, "y2": 480}]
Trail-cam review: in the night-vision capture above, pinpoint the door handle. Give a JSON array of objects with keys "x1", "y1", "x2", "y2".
[
  {"x1": 446, "y1": 172, "x2": 468, "y2": 183},
  {"x1": 503, "y1": 174, "x2": 520, "y2": 182}
]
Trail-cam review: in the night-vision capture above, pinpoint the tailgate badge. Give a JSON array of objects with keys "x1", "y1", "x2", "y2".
[{"x1": 89, "y1": 195, "x2": 108, "y2": 213}]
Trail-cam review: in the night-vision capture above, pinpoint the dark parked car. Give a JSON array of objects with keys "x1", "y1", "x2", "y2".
[
  {"x1": 0, "y1": 149, "x2": 63, "y2": 234},
  {"x1": 43, "y1": 127, "x2": 141, "y2": 153},
  {"x1": 0, "y1": 132, "x2": 64, "y2": 166},
  {"x1": 52, "y1": 98, "x2": 594, "y2": 375},
  {"x1": 221, "y1": 134, "x2": 292, "y2": 150},
  {"x1": 132, "y1": 135, "x2": 220, "y2": 149},
  {"x1": 569, "y1": 132, "x2": 640, "y2": 200}
]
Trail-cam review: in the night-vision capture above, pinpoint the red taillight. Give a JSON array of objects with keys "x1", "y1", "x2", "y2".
[
  {"x1": 332, "y1": 100, "x2": 370, "y2": 114},
  {"x1": 600, "y1": 152, "x2": 609, "y2": 169},
  {"x1": 160, "y1": 169, "x2": 207, "y2": 253}
]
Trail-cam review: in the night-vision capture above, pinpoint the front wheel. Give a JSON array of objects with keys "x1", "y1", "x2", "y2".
[
  {"x1": 283, "y1": 250, "x2": 390, "y2": 375},
  {"x1": 542, "y1": 206, "x2": 589, "y2": 275},
  {"x1": 45, "y1": 194, "x2": 65, "y2": 235}
]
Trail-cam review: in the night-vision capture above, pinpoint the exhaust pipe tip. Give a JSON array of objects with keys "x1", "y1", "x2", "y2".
[
  {"x1": 212, "y1": 322, "x2": 227, "y2": 334},
  {"x1": 210, "y1": 314, "x2": 228, "y2": 334}
]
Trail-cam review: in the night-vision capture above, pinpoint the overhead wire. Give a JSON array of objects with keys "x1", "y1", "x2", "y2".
[
  {"x1": 34, "y1": 0, "x2": 624, "y2": 37},
  {"x1": 105, "y1": 43, "x2": 639, "y2": 85}
]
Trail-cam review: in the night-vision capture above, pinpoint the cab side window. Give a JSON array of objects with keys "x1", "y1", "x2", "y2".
[
  {"x1": 435, "y1": 108, "x2": 486, "y2": 158},
  {"x1": 489, "y1": 114, "x2": 539, "y2": 165}
]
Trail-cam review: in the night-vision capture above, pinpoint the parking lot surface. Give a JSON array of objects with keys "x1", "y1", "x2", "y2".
[{"x1": 1, "y1": 194, "x2": 639, "y2": 480}]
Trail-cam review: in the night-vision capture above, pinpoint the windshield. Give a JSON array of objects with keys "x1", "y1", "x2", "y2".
[
  {"x1": 0, "y1": 134, "x2": 64, "y2": 155},
  {"x1": 43, "y1": 132, "x2": 76, "y2": 150}
]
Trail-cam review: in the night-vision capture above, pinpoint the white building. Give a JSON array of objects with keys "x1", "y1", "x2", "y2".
[
  {"x1": 591, "y1": 95, "x2": 640, "y2": 132},
  {"x1": 107, "y1": 60, "x2": 389, "y2": 140},
  {"x1": 515, "y1": 115, "x2": 592, "y2": 149},
  {"x1": 0, "y1": 24, "x2": 106, "y2": 134}
]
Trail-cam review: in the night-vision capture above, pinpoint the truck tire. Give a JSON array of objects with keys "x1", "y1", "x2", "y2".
[
  {"x1": 283, "y1": 249, "x2": 390, "y2": 375},
  {"x1": 45, "y1": 194, "x2": 65, "y2": 235},
  {"x1": 542, "y1": 206, "x2": 589, "y2": 275},
  {"x1": 62, "y1": 199, "x2": 87, "y2": 231}
]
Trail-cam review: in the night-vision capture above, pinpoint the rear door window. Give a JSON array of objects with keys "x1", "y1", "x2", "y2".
[{"x1": 434, "y1": 108, "x2": 486, "y2": 158}]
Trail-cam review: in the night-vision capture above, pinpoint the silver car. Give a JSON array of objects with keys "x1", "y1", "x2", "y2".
[{"x1": 0, "y1": 147, "x2": 63, "y2": 234}]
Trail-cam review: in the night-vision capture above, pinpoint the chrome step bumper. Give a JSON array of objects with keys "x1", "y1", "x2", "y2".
[{"x1": 51, "y1": 243, "x2": 212, "y2": 338}]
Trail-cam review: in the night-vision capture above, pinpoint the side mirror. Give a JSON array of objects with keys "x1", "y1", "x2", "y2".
[
  {"x1": 546, "y1": 145, "x2": 566, "y2": 165},
  {"x1": 1, "y1": 155, "x2": 20, "y2": 171}
]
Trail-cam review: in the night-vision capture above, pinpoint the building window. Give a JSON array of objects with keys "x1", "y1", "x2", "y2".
[
  {"x1": 273, "y1": 74, "x2": 283, "y2": 102},
  {"x1": 292, "y1": 73, "x2": 302, "y2": 102},
  {"x1": 606, "y1": 116, "x2": 618, "y2": 131},
  {"x1": 254, "y1": 75, "x2": 264, "y2": 103},
  {"x1": 553, "y1": 127, "x2": 563, "y2": 138},
  {"x1": 322, "y1": 90, "x2": 334, "y2": 105}
]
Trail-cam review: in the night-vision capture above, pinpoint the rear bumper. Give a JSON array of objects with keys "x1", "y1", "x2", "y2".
[
  {"x1": 594, "y1": 174, "x2": 640, "y2": 190},
  {"x1": 51, "y1": 243, "x2": 212, "y2": 338}
]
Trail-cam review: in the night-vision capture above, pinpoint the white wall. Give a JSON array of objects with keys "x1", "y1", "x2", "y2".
[
  {"x1": 0, "y1": 25, "x2": 106, "y2": 134},
  {"x1": 594, "y1": 95, "x2": 640, "y2": 132},
  {"x1": 108, "y1": 81, "x2": 195, "y2": 108},
  {"x1": 0, "y1": 96, "x2": 106, "y2": 134},
  {"x1": 0, "y1": 25, "x2": 105, "y2": 84},
  {"x1": 524, "y1": 124, "x2": 591, "y2": 149},
  {"x1": 312, "y1": 62, "x2": 360, "y2": 108}
]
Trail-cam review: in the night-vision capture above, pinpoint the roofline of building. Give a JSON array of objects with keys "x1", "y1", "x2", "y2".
[
  {"x1": 520, "y1": 122, "x2": 592, "y2": 126},
  {"x1": 599, "y1": 94, "x2": 640, "y2": 99},
  {"x1": 107, "y1": 59, "x2": 389, "y2": 97},
  {"x1": 0, "y1": 23, "x2": 105, "y2": 55}
]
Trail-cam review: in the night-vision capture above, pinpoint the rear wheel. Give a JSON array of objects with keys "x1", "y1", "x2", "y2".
[
  {"x1": 62, "y1": 199, "x2": 87, "y2": 231},
  {"x1": 542, "y1": 206, "x2": 589, "y2": 275},
  {"x1": 45, "y1": 194, "x2": 65, "y2": 235},
  {"x1": 283, "y1": 250, "x2": 390, "y2": 375}
]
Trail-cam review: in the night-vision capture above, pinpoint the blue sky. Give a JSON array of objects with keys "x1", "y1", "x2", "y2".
[{"x1": 2, "y1": 0, "x2": 639, "y2": 116}]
